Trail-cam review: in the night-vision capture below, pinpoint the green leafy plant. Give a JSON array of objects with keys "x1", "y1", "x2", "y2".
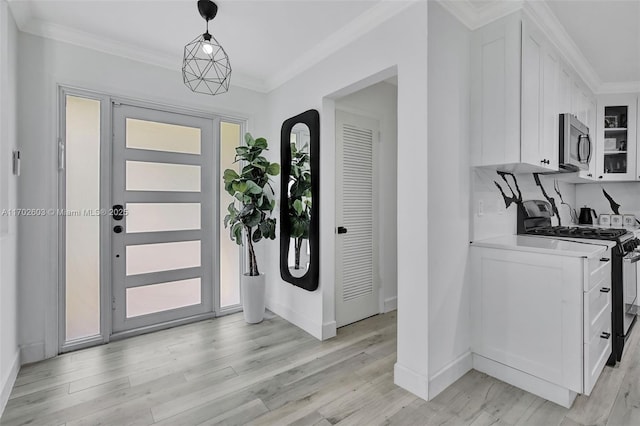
[
  {"x1": 223, "y1": 133, "x2": 280, "y2": 276},
  {"x1": 288, "y1": 142, "x2": 312, "y2": 270}
]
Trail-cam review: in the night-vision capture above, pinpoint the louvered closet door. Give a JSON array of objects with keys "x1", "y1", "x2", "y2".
[{"x1": 335, "y1": 110, "x2": 379, "y2": 328}]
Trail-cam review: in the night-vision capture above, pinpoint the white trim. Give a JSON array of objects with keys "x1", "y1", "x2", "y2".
[
  {"x1": 383, "y1": 296, "x2": 397, "y2": 313},
  {"x1": 0, "y1": 350, "x2": 19, "y2": 416},
  {"x1": 522, "y1": 1, "x2": 601, "y2": 94},
  {"x1": 14, "y1": 18, "x2": 267, "y2": 93},
  {"x1": 598, "y1": 81, "x2": 640, "y2": 95},
  {"x1": 428, "y1": 351, "x2": 472, "y2": 399},
  {"x1": 267, "y1": 1, "x2": 415, "y2": 91},
  {"x1": 266, "y1": 298, "x2": 324, "y2": 341},
  {"x1": 472, "y1": 353, "x2": 578, "y2": 409},
  {"x1": 8, "y1": 1, "x2": 416, "y2": 94},
  {"x1": 322, "y1": 321, "x2": 337, "y2": 340},
  {"x1": 394, "y1": 362, "x2": 429, "y2": 401},
  {"x1": 438, "y1": 0, "x2": 639, "y2": 95},
  {"x1": 436, "y1": 0, "x2": 523, "y2": 31},
  {"x1": 19, "y1": 341, "x2": 45, "y2": 365}
]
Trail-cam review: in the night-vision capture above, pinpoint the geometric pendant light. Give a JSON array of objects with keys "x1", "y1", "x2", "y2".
[{"x1": 182, "y1": 0, "x2": 231, "y2": 96}]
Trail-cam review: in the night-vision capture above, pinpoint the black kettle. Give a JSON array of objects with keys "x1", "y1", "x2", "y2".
[{"x1": 578, "y1": 206, "x2": 597, "y2": 225}]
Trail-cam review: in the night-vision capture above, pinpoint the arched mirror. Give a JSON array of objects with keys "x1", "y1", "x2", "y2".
[{"x1": 280, "y1": 109, "x2": 319, "y2": 291}]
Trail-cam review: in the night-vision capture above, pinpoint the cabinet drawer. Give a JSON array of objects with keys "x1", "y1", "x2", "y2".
[
  {"x1": 583, "y1": 319, "x2": 612, "y2": 396},
  {"x1": 584, "y1": 282, "x2": 612, "y2": 343},
  {"x1": 586, "y1": 258, "x2": 610, "y2": 292}
]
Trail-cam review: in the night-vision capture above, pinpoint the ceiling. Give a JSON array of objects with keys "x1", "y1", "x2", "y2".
[
  {"x1": 7, "y1": 0, "x2": 404, "y2": 92},
  {"x1": 7, "y1": 1, "x2": 640, "y2": 93},
  {"x1": 547, "y1": 0, "x2": 640, "y2": 85}
]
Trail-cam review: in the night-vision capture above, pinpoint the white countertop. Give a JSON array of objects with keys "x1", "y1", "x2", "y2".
[{"x1": 471, "y1": 235, "x2": 611, "y2": 258}]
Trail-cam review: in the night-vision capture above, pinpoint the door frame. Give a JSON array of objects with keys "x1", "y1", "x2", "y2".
[
  {"x1": 334, "y1": 108, "x2": 382, "y2": 327},
  {"x1": 57, "y1": 85, "x2": 247, "y2": 352}
]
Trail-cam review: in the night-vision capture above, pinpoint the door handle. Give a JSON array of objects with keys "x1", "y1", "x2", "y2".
[
  {"x1": 600, "y1": 332, "x2": 611, "y2": 340},
  {"x1": 600, "y1": 287, "x2": 611, "y2": 293},
  {"x1": 113, "y1": 225, "x2": 123, "y2": 234},
  {"x1": 337, "y1": 226, "x2": 348, "y2": 234},
  {"x1": 112, "y1": 204, "x2": 124, "y2": 221}
]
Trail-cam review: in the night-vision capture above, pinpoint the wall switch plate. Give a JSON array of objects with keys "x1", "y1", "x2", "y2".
[{"x1": 478, "y1": 200, "x2": 484, "y2": 216}]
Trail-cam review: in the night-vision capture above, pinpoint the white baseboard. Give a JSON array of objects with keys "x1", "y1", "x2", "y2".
[
  {"x1": 428, "y1": 351, "x2": 472, "y2": 398},
  {"x1": 20, "y1": 341, "x2": 46, "y2": 365},
  {"x1": 383, "y1": 296, "x2": 397, "y2": 313},
  {"x1": 266, "y1": 299, "x2": 324, "y2": 340},
  {"x1": 394, "y1": 362, "x2": 429, "y2": 401},
  {"x1": 472, "y1": 353, "x2": 577, "y2": 408},
  {"x1": 322, "y1": 321, "x2": 337, "y2": 340},
  {"x1": 1, "y1": 350, "x2": 20, "y2": 417}
]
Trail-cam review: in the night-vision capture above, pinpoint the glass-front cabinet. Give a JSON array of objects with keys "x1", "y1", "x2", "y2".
[{"x1": 596, "y1": 94, "x2": 638, "y2": 181}]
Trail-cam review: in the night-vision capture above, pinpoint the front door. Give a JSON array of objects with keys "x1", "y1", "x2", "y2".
[{"x1": 111, "y1": 103, "x2": 214, "y2": 334}]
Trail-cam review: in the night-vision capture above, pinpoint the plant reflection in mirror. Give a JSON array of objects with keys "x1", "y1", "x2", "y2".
[{"x1": 288, "y1": 142, "x2": 311, "y2": 270}]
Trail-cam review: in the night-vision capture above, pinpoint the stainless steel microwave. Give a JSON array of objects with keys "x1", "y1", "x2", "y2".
[{"x1": 559, "y1": 113, "x2": 591, "y2": 171}]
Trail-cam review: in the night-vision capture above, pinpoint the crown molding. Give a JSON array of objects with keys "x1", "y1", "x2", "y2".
[
  {"x1": 5, "y1": 0, "x2": 31, "y2": 29},
  {"x1": 265, "y1": 0, "x2": 418, "y2": 92},
  {"x1": 12, "y1": 15, "x2": 269, "y2": 93},
  {"x1": 522, "y1": 0, "x2": 601, "y2": 94},
  {"x1": 598, "y1": 81, "x2": 640, "y2": 95},
  {"x1": 438, "y1": 0, "x2": 638, "y2": 95},
  {"x1": 436, "y1": 0, "x2": 523, "y2": 30}
]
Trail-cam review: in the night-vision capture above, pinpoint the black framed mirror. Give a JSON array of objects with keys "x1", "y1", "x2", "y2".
[{"x1": 280, "y1": 109, "x2": 319, "y2": 291}]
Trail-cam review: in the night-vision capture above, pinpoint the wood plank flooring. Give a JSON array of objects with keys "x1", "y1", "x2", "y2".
[{"x1": 1, "y1": 310, "x2": 639, "y2": 426}]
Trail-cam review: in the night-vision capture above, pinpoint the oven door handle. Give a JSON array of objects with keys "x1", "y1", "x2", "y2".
[{"x1": 623, "y1": 253, "x2": 640, "y2": 264}]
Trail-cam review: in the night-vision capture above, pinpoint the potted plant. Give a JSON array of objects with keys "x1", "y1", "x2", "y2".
[
  {"x1": 223, "y1": 133, "x2": 280, "y2": 323},
  {"x1": 288, "y1": 142, "x2": 312, "y2": 271}
]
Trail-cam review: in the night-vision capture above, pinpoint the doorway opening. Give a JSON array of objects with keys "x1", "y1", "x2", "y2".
[{"x1": 333, "y1": 77, "x2": 398, "y2": 328}]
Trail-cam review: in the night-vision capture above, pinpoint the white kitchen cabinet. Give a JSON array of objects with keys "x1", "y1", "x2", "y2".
[
  {"x1": 595, "y1": 94, "x2": 638, "y2": 181},
  {"x1": 471, "y1": 11, "x2": 559, "y2": 172},
  {"x1": 470, "y1": 242, "x2": 612, "y2": 408}
]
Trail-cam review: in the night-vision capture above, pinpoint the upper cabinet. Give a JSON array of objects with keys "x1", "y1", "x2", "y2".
[
  {"x1": 471, "y1": 11, "x2": 597, "y2": 175},
  {"x1": 594, "y1": 94, "x2": 638, "y2": 181},
  {"x1": 472, "y1": 12, "x2": 559, "y2": 172}
]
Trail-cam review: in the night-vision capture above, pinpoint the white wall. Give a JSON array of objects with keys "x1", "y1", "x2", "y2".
[
  {"x1": 335, "y1": 81, "x2": 398, "y2": 311},
  {"x1": 426, "y1": 1, "x2": 472, "y2": 397},
  {"x1": 261, "y1": 2, "x2": 430, "y2": 399},
  {"x1": 16, "y1": 31, "x2": 269, "y2": 363},
  {"x1": 0, "y1": 0, "x2": 20, "y2": 415},
  {"x1": 576, "y1": 182, "x2": 640, "y2": 222}
]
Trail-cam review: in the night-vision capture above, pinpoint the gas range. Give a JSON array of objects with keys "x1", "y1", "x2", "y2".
[{"x1": 525, "y1": 225, "x2": 630, "y2": 242}]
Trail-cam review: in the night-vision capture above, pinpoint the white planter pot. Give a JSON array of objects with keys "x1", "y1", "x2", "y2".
[{"x1": 241, "y1": 273, "x2": 266, "y2": 324}]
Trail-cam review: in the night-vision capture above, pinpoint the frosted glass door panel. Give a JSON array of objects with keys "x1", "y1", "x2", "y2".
[
  {"x1": 65, "y1": 95, "x2": 101, "y2": 342},
  {"x1": 126, "y1": 118, "x2": 201, "y2": 154},
  {"x1": 126, "y1": 278, "x2": 201, "y2": 318},
  {"x1": 126, "y1": 203, "x2": 201, "y2": 233},
  {"x1": 126, "y1": 240, "x2": 201, "y2": 275},
  {"x1": 220, "y1": 122, "x2": 241, "y2": 307},
  {"x1": 126, "y1": 161, "x2": 201, "y2": 192},
  {"x1": 112, "y1": 103, "x2": 214, "y2": 334}
]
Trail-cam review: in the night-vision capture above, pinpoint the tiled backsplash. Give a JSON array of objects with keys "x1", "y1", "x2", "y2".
[{"x1": 472, "y1": 168, "x2": 577, "y2": 240}]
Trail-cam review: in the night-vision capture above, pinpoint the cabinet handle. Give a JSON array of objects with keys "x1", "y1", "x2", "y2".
[
  {"x1": 600, "y1": 332, "x2": 611, "y2": 340},
  {"x1": 599, "y1": 176, "x2": 603, "y2": 179},
  {"x1": 600, "y1": 287, "x2": 611, "y2": 293},
  {"x1": 587, "y1": 173, "x2": 593, "y2": 177},
  {"x1": 600, "y1": 258, "x2": 610, "y2": 262}
]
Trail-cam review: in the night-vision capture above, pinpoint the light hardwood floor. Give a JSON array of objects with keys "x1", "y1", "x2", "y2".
[{"x1": 1, "y1": 311, "x2": 639, "y2": 426}]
